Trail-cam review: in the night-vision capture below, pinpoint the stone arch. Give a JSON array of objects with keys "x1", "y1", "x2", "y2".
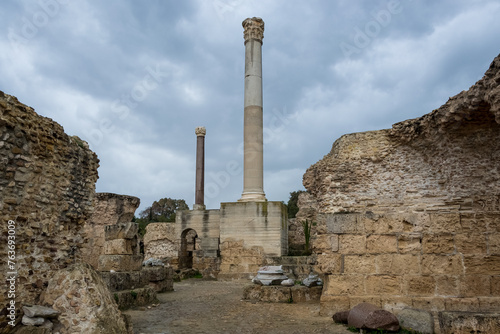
[{"x1": 179, "y1": 228, "x2": 198, "y2": 269}]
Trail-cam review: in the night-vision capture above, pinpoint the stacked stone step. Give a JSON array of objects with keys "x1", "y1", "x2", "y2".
[
  {"x1": 97, "y1": 222, "x2": 174, "y2": 310},
  {"x1": 98, "y1": 222, "x2": 142, "y2": 271}
]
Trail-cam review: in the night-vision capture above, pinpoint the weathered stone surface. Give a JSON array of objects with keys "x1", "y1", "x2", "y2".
[
  {"x1": 252, "y1": 266, "x2": 288, "y2": 285},
  {"x1": 21, "y1": 315, "x2": 45, "y2": 326},
  {"x1": 302, "y1": 273, "x2": 322, "y2": 287},
  {"x1": 243, "y1": 285, "x2": 292, "y2": 303},
  {"x1": 397, "y1": 308, "x2": 434, "y2": 334},
  {"x1": 0, "y1": 91, "x2": 99, "y2": 318},
  {"x1": 347, "y1": 303, "x2": 399, "y2": 331},
  {"x1": 142, "y1": 266, "x2": 167, "y2": 282},
  {"x1": 332, "y1": 310, "x2": 349, "y2": 324},
  {"x1": 439, "y1": 311, "x2": 500, "y2": 334},
  {"x1": 113, "y1": 287, "x2": 158, "y2": 310},
  {"x1": 98, "y1": 254, "x2": 143, "y2": 272},
  {"x1": 104, "y1": 239, "x2": 135, "y2": 255},
  {"x1": 105, "y1": 222, "x2": 139, "y2": 241},
  {"x1": 100, "y1": 271, "x2": 149, "y2": 292},
  {"x1": 143, "y1": 223, "x2": 177, "y2": 260},
  {"x1": 298, "y1": 53, "x2": 500, "y2": 333},
  {"x1": 39, "y1": 262, "x2": 129, "y2": 334},
  {"x1": 82, "y1": 193, "x2": 140, "y2": 268},
  {"x1": 22, "y1": 305, "x2": 59, "y2": 319},
  {"x1": 291, "y1": 286, "x2": 322, "y2": 302}
]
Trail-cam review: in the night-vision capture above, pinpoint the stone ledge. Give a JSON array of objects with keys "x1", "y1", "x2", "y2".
[
  {"x1": 113, "y1": 287, "x2": 158, "y2": 310},
  {"x1": 243, "y1": 285, "x2": 322, "y2": 303},
  {"x1": 439, "y1": 311, "x2": 500, "y2": 334}
]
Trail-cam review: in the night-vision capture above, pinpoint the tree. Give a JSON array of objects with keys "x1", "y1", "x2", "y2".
[
  {"x1": 287, "y1": 190, "x2": 305, "y2": 218},
  {"x1": 139, "y1": 197, "x2": 189, "y2": 222}
]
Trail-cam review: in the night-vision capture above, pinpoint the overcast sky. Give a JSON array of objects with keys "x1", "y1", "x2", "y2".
[{"x1": 1, "y1": 0, "x2": 500, "y2": 213}]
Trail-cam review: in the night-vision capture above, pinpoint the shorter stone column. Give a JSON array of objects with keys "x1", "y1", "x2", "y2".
[{"x1": 194, "y1": 126, "x2": 206, "y2": 210}]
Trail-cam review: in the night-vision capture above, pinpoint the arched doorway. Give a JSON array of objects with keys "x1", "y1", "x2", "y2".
[{"x1": 179, "y1": 228, "x2": 198, "y2": 269}]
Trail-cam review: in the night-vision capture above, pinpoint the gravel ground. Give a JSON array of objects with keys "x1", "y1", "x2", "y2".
[{"x1": 124, "y1": 279, "x2": 353, "y2": 334}]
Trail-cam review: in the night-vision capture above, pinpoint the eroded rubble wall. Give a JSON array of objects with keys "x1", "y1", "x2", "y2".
[
  {"x1": 301, "y1": 54, "x2": 500, "y2": 331},
  {"x1": 0, "y1": 91, "x2": 99, "y2": 323}
]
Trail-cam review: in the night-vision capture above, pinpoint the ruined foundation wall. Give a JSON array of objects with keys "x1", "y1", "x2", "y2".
[
  {"x1": 0, "y1": 91, "x2": 99, "y2": 314},
  {"x1": 143, "y1": 222, "x2": 177, "y2": 261},
  {"x1": 301, "y1": 54, "x2": 500, "y2": 332},
  {"x1": 82, "y1": 193, "x2": 140, "y2": 269}
]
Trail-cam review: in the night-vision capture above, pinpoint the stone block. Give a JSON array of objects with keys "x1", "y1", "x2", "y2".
[
  {"x1": 405, "y1": 275, "x2": 436, "y2": 296},
  {"x1": 242, "y1": 285, "x2": 292, "y2": 303},
  {"x1": 344, "y1": 255, "x2": 376, "y2": 274},
  {"x1": 492, "y1": 276, "x2": 500, "y2": 296},
  {"x1": 365, "y1": 275, "x2": 403, "y2": 295},
  {"x1": 315, "y1": 254, "x2": 342, "y2": 274},
  {"x1": 398, "y1": 233, "x2": 422, "y2": 254},
  {"x1": 326, "y1": 213, "x2": 364, "y2": 234},
  {"x1": 148, "y1": 279, "x2": 173, "y2": 293},
  {"x1": 347, "y1": 302, "x2": 400, "y2": 332},
  {"x1": 381, "y1": 297, "x2": 413, "y2": 314},
  {"x1": 339, "y1": 234, "x2": 366, "y2": 254},
  {"x1": 412, "y1": 297, "x2": 445, "y2": 312},
  {"x1": 313, "y1": 234, "x2": 339, "y2": 252},
  {"x1": 438, "y1": 311, "x2": 500, "y2": 334},
  {"x1": 455, "y1": 233, "x2": 487, "y2": 254},
  {"x1": 422, "y1": 255, "x2": 464, "y2": 275},
  {"x1": 366, "y1": 235, "x2": 397, "y2": 254},
  {"x1": 22, "y1": 305, "x2": 60, "y2": 318},
  {"x1": 375, "y1": 254, "x2": 421, "y2": 275},
  {"x1": 460, "y1": 213, "x2": 489, "y2": 233},
  {"x1": 478, "y1": 297, "x2": 500, "y2": 311},
  {"x1": 291, "y1": 286, "x2": 322, "y2": 302},
  {"x1": 201, "y1": 237, "x2": 220, "y2": 251},
  {"x1": 319, "y1": 295, "x2": 350, "y2": 316},
  {"x1": 435, "y1": 275, "x2": 459, "y2": 296},
  {"x1": 458, "y1": 275, "x2": 491, "y2": 297},
  {"x1": 422, "y1": 233, "x2": 455, "y2": 254},
  {"x1": 463, "y1": 255, "x2": 500, "y2": 275},
  {"x1": 428, "y1": 213, "x2": 461, "y2": 233},
  {"x1": 444, "y1": 298, "x2": 481, "y2": 312},
  {"x1": 98, "y1": 254, "x2": 143, "y2": 272},
  {"x1": 397, "y1": 308, "x2": 434, "y2": 334},
  {"x1": 104, "y1": 239, "x2": 135, "y2": 255},
  {"x1": 105, "y1": 222, "x2": 138, "y2": 240},
  {"x1": 323, "y1": 274, "x2": 364, "y2": 296},
  {"x1": 142, "y1": 266, "x2": 168, "y2": 282},
  {"x1": 220, "y1": 202, "x2": 287, "y2": 257},
  {"x1": 100, "y1": 270, "x2": 149, "y2": 292},
  {"x1": 113, "y1": 287, "x2": 158, "y2": 310},
  {"x1": 363, "y1": 214, "x2": 405, "y2": 234},
  {"x1": 489, "y1": 233, "x2": 500, "y2": 254}
]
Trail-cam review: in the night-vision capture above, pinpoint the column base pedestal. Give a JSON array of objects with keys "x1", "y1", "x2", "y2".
[{"x1": 239, "y1": 192, "x2": 267, "y2": 202}]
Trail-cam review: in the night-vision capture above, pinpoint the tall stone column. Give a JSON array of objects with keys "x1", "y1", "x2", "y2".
[
  {"x1": 239, "y1": 17, "x2": 267, "y2": 202},
  {"x1": 194, "y1": 126, "x2": 206, "y2": 210}
]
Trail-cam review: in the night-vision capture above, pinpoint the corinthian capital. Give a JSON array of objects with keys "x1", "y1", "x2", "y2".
[
  {"x1": 242, "y1": 17, "x2": 264, "y2": 44},
  {"x1": 195, "y1": 126, "x2": 206, "y2": 137}
]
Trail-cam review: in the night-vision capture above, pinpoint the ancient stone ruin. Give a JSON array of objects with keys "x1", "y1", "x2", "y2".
[
  {"x1": 1, "y1": 15, "x2": 500, "y2": 334},
  {"x1": 0, "y1": 91, "x2": 174, "y2": 333},
  {"x1": 300, "y1": 53, "x2": 500, "y2": 333}
]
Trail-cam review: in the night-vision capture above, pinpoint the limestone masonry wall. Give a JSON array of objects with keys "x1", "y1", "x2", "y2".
[
  {"x1": 301, "y1": 54, "x2": 500, "y2": 332},
  {"x1": 0, "y1": 91, "x2": 99, "y2": 326},
  {"x1": 82, "y1": 193, "x2": 140, "y2": 269}
]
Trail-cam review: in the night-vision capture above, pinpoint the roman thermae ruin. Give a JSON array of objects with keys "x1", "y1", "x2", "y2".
[{"x1": 1, "y1": 16, "x2": 500, "y2": 333}]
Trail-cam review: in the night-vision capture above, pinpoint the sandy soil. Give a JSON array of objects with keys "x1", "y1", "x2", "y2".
[{"x1": 124, "y1": 279, "x2": 352, "y2": 334}]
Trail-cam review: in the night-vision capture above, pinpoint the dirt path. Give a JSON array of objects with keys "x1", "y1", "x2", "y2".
[{"x1": 124, "y1": 279, "x2": 352, "y2": 334}]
